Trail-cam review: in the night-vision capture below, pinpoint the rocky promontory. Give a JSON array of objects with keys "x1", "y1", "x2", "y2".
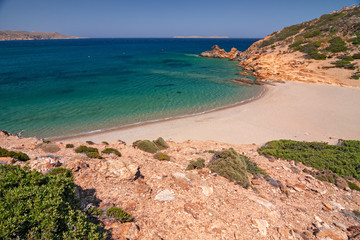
[
  {"x1": 0, "y1": 31, "x2": 79, "y2": 41},
  {"x1": 200, "y1": 45, "x2": 242, "y2": 60},
  {"x1": 200, "y1": 5, "x2": 360, "y2": 88}
]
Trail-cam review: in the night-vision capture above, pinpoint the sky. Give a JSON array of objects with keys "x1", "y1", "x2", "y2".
[{"x1": 0, "y1": 0, "x2": 358, "y2": 38}]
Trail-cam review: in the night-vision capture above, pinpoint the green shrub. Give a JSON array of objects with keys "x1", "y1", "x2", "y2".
[
  {"x1": 0, "y1": 147, "x2": 29, "y2": 161},
  {"x1": 0, "y1": 165, "x2": 106, "y2": 239},
  {"x1": 47, "y1": 168, "x2": 74, "y2": 179},
  {"x1": 133, "y1": 140, "x2": 159, "y2": 153},
  {"x1": 86, "y1": 141, "x2": 95, "y2": 145},
  {"x1": 260, "y1": 24, "x2": 304, "y2": 47},
  {"x1": 347, "y1": 180, "x2": 360, "y2": 191},
  {"x1": 326, "y1": 37, "x2": 347, "y2": 53},
  {"x1": 307, "y1": 51, "x2": 327, "y2": 60},
  {"x1": 353, "y1": 210, "x2": 360, "y2": 217},
  {"x1": 353, "y1": 53, "x2": 360, "y2": 59},
  {"x1": 304, "y1": 30, "x2": 322, "y2": 38},
  {"x1": 101, "y1": 148, "x2": 121, "y2": 157},
  {"x1": 153, "y1": 152, "x2": 170, "y2": 161},
  {"x1": 258, "y1": 139, "x2": 360, "y2": 180},
  {"x1": 337, "y1": 55, "x2": 354, "y2": 61},
  {"x1": 290, "y1": 40, "x2": 305, "y2": 48},
  {"x1": 106, "y1": 207, "x2": 133, "y2": 223},
  {"x1": 206, "y1": 150, "x2": 216, "y2": 153},
  {"x1": 74, "y1": 146, "x2": 102, "y2": 159},
  {"x1": 209, "y1": 148, "x2": 249, "y2": 188},
  {"x1": 101, "y1": 141, "x2": 109, "y2": 145},
  {"x1": 37, "y1": 143, "x2": 60, "y2": 153},
  {"x1": 66, "y1": 144, "x2": 74, "y2": 148},
  {"x1": 245, "y1": 158, "x2": 269, "y2": 178},
  {"x1": 186, "y1": 158, "x2": 205, "y2": 170},
  {"x1": 330, "y1": 60, "x2": 356, "y2": 70},
  {"x1": 153, "y1": 137, "x2": 169, "y2": 150},
  {"x1": 86, "y1": 152, "x2": 103, "y2": 159},
  {"x1": 351, "y1": 72, "x2": 360, "y2": 80},
  {"x1": 75, "y1": 145, "x2": 98, "y2": 153},
  {"x1": 87, "y1": 207, "x2": 102, "y2": 217}
]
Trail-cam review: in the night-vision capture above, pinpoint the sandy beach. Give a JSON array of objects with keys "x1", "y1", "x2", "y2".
[{"x1": 59, "y1": 81, "x2": 360, "y2": 145}]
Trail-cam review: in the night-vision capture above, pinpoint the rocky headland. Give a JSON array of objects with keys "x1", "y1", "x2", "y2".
[
  {"x1": 201, "y1": 5, "x2": 360, "y2": 88},
  {"x1": 0, "y1": 31, "x2": 79, "y2": 41}
]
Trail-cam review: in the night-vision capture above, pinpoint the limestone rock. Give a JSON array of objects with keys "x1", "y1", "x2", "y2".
[
  {"x1": 201, "y1": 186, "x2": 213, "y2": 196},
  {"x1": 315, "y1": 228, "x2": 347, "y2": 240},
  {"x1": 252, "y1": 219, "x2": 269, "y2": 236},
  {"x1": 155, "y1": 189, "x2": 175, "y2": 201},
  {"x1": 0, "y1": 157, "x2": 15, "y2": 164},
  {"x1": 335, "y1": 177, "x2": 348, "y2": 190},
  {"x1": 200, "y1": 45, "x2": 241, "y2": 60}
]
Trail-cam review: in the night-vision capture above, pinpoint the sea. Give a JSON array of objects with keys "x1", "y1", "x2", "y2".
[{"x1": 0, "y1": 38, "x2": 261, "y2": 139}]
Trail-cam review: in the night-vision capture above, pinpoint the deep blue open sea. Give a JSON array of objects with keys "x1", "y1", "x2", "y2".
[{"x1": 0, "y1": 38, "x2": 260, "y2": 138}]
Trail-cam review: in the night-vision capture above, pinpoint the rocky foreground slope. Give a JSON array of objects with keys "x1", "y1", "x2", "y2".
[
  {"x1": 1, "y1": 132, "x2": 360, "y2": 239},
  {"x1": 0, "y1": 31, "x2": 78, "y2": 41},
  {"x1": 202, "y1": 5, "x2": 360, "y2": 88}
]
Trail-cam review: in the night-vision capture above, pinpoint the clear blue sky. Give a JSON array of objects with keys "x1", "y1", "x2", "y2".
[{"x1": 0, "y1": 0, "x2": 357, "y2": 38}]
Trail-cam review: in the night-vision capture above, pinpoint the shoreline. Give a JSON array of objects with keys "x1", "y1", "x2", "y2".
[
  {"x1": 50, "y1": 85, "x2": 267, "y2": 142},
  {"x1": 55, "y1": 81, "x2": 360, "y2": 145}
]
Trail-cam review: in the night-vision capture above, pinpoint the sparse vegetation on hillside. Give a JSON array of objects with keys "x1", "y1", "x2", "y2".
[
  {"x1": 186, "y1": 158, "x2": 205, "y2": 170},
  {"x1": 75, "y1": 145, "x2": 103, "y2": 159},
  {"x1": 0, "y1": 147, "x2": 29, "y2": 161},
  {"x1": 0, "y1": 165, "x2": 106, "y2": 239},
  {"x1": 258, "y1": 5, "x2": 360, "y2": 75},
  {"x1": 101, "y1": 148, "x2": 121, "y2": 157},
  {"x1": 258, "y1": 140, "x2": 360, "y2": 181},
  {"x1": 106, "y1": 207, "x2": 133, "y2": 223}
]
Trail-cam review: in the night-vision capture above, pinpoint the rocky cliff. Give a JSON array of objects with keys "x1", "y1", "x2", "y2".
[
  {"x1": 1, "y1": 132, "x2": 360, "y2": 239},
  {"x1": 202, "y1": 5, "x2": 360, "y2": 88},
  {"x1": 0, "y1": 31, "x2": 79, "y2": 41}
]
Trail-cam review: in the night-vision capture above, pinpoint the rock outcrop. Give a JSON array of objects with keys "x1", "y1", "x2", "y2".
[
  {"x1": 200, "y1": 45, "x2": 241, "y2": 60},
  {"x1": 238, "y1": 5, "x2": 360, "y2": 88}
]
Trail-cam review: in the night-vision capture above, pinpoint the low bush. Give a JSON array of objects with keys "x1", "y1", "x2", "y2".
[
  {"x1": 133, "y1": 140, "x2": 159, "y2": 153},
  {"x1": 101, "y1": 148, "x2": 121, "y2": 157},
  {"x1": 153, "y1": 137, "x2": 169, "y2": 150},
  {"x1": 74, "y1": 146, "x2": 102, "y2": 159},
  {"x1": 186, "y1": 158, "x2": 205, "y2": 170},
  {"x1": 330, "y1": 60, "x2": 356, "y2": 70},
  {"x1": 208, "y1": 148, "x2": 249, "y2": 188},
  {"x1": 258, "y1": 139, "x2": 360, "y2": 180},
  {"x1": 37, "y1": 143, "x2": 60, "y2": 153},
  {"x1": 87, "y1": 207, "x2": 102, "y2": 217},
  {"x1": 337, "y1": 55, "x2": 354, "y2": 61},
  {"x1": 106, "y1": 207, "x2": 133, "y2": 223},
  {"x1": 86, "y1": 152, "x2": 103, "y2": 159},
  {"x1": 0, "y1": 165, "x2": 106, "y2": 239},
  {"x1": 75, "y1": 145, "x2": 98, "y2": 153},
  {"x1": 326, "y1": 37, "x2": 347, "y2": 53},
  {"x1": 47, "y1": 168, "x2": 74, "y2": 179},
  {"x1": 347, "y1": 180, "x2": 360, "y2": 191},
  {"x1": 86, "y1": 141, "x2": 95, "y2": 145},
  {"x1": 353, "y1": 53, "x2": 360, "y2": 59},
  {"x1": 0, "y1": 147, "x2": 29, "y2": 161},
  {"x1": 245, "y1": 158, "x2": 269, "y2": 178},
  {"x1": 101, "y1": 141, "x2": 109, "y2": 145},
  {"x1": 351, "y1": 72, "x2": 360, "y2": 80},
  {"x1": 153, "y1": 152, "x2": 170, "y2": 161},
  {"x1": 65, "y1": 144, "x2": 74, "y2": 148},
  {"x1": 304, "y1": 30, "x2": 322, "y2": 38}
]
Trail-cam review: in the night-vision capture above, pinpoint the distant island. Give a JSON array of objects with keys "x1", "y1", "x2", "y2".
[
  {"x1": 173, "y1": 36, "x2": 229, "y2": 39},
  {"x1": 0, "y1": 31, "x2": 79, "y2": 41}
]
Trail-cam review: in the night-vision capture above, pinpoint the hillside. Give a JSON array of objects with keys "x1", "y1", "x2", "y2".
[
  {"x1": 238, "y1": 5, "x2": 360, "y2": 87},
  {"x1": 0, "y1": 31, "x2": 79, "y2": 41},
  {"x1": 1, "y1": 132, "x2": 360, "y2": 239}
]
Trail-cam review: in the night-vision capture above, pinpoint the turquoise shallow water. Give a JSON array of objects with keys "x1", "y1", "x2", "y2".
[{"x1": 0, "y1": 38, "x2": 260, "y2": 138}]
